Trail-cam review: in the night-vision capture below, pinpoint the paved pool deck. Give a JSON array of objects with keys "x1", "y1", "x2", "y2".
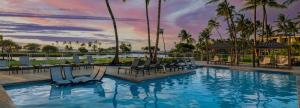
[{"x1": 0, "y1": 62, "x2": 300, "y2": 108}]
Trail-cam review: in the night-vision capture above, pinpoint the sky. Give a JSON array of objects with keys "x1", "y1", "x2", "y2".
[{"x1": 0, "y1": 0, "x2": 299, "y2": 50}]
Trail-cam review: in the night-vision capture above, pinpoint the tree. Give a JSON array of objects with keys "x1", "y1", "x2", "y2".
[
  {"x1": 142, "y1": 46, "x2": 159, "y2": 52},
  {"x1": 145, "y1": 0, "x2": 153, "y2": 60},
  {"x1": 0, "y1": 40, "x2": 20, "y2": 53},
  {"x1": 275, "y1": 14, "x2": 290, "y2": 44},
  {"x1": 199, "y1": 28, "x2": 211, "y2": 64},
  {"x1": 105, "y1": 0, "x2": 126, "y2": 64},
  {"x1": 208, "y1": 19, "x2": 223, "y2": 40},
  {"x1": 120, "y1": 42, "x2": 132, "y2": 53},
  {"x1": 153, "y1": 0, "x2": 166, "y2": 62},
  {"x1": 24, "y1": 43, "x2": 41, "y2": 52},
  {"x1": 42, "y1": 45, "x2": 58, "y2": 53},
  {"x1": 78, "y1": 47, "x2": 88, "y2": 53},
  {"x1": 178, "y1": 29, "x2": 194, "y2": 44},
  {"x1": 92, "y1": 45, "x2": 98, "y2": 52}
]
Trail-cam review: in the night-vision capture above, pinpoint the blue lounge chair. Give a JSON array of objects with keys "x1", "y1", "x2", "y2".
[
  {"x1": 50, "y1": 67, "x2": 71, "y2": 85},
  {"x1": 137, "y1": 59, "x2": 152, "y2": 76}
]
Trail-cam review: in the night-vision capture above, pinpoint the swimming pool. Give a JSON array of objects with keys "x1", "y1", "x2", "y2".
[{"x1": 4, "y1": 67, "x2": 298, "y2": 108}]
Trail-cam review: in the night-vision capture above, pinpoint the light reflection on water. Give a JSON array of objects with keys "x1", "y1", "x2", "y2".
[{"x1": 5, "y1": 67, "x2": 298, "y2": 108}]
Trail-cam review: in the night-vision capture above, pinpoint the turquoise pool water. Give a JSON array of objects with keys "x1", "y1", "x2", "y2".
[{"x1": 5, "y1": 67, "x2": 298, "y2": 108}]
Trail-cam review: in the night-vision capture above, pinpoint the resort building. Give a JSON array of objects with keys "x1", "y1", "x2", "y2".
[{"x1": 261, "y1": 34, "x2": 300, "y2": 44}]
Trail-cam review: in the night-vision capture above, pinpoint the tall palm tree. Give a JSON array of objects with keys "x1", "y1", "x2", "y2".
[
  {"x1": 199, "y1": 28, "x2": 211, "y2": 64},
  {"x1": 242, "y1": 0, "x2": 258, "y2": 67},
  {"x1": 275, "y1": 14, "x2": 290, "y2": 44},
  {"x1": 178, "y1": 29, "x2": 192, "y2": 43},
  {"x1": 105, "y1": 0, "x2": 126, "y2": 64},
  {"x1": 214, "y1": 1, "x2": 239, "y2": 64},
  {"x1": 242, "y1": 0, "x2": 285, "y2": 41},
  {"x1": 208, "y1": 19, "x2": 223, "y2": 40},
  {"x1": 145, "y1": 0, "x2": 153, "y2": 60},
  {"x1": 153, "y1": 0, "x2": 163, "y2": 62}
]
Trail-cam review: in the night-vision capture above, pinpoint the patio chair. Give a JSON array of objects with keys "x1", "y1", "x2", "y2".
[
  {"x1": 74, "y1": 66, "x2": 102, "y2": 82},
  {"x1": 137, "y1": 59, "x2": 152, "y2": 76},
  {"x1": 49, "y1": 66, "x2": 71, "y2": 85},
  {"x1": 225, "y1": 56, "x2": 232, "y2": 65},
  {"x1": 19, "y1": 56, "x2": 34, "y2": 74},
  {"x1": 72, "y1": 55, "x2": 86, "y2": 70},
  {"x1": 259, "y1": 57, "x2": 271, "y2": 66},
  {"x1": 118, "y1": 58, "x2": 140, "y2": 74},
  {"x1": 0, "y1": 60, "x2": 9, "y2": 71},
  {"x1": 277, "y1": 56, "x2": 288, "y2": 66},
  {"x1": 94, "y1": 66, "x2": 107, "y2": 81},
  {"x1": 150, "y1": 58, "x2": 163, "y2": 73},
  {"x1": 87, "y1": 55, "x2": 95, "y2": 68},
  {"x1": 210, "y1": 56, "x2": 220, "y2": 64},
  {"x1": 186, "y1": 58, "x2": 198, "y2": 69},
  {"x1": 63, "y1": 66, "x2": 85, "y2": 83}
]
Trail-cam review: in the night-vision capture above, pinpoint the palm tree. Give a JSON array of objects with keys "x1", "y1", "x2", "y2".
[
  {"x1": 284, "y1": 0, "x2": 299, "y2": 5},
  {"x1": 214, "y1": 1, "x2": 239, "y2": 64},
  {"x1": 242, "y1": 0, "x2": 285, "y2": 41},
  {"x1": 145, "y1": 0, "x2": 153, "y2": 60},
  {"x1": 287, "y1": 20, "x2": 299, "y2": 44},
  {"x1": 105, "y1": 0, "x2": 126, "y2": 64},
  {"x1": 241, "y1": 0, "x2": 258, "y2": 67},
  {"x1": 178, "y1": 29, "x2": 192, "y2": 43},
  {"x1": 153, "y1": 0, "x2": 166, "y2": 62},
  {"x1": 208, "y1": 19, "x2": 223, "y2": 40},
  {"x1": 275, "y1": 14, "x2": 290, "y2": 44},
  {"x1": 199, "y1": 28, "x2": 211, "y2": 64}
]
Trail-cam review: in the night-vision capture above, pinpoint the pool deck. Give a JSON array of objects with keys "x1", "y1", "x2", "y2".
[{"x1": 0, "y1": 62, "x2": 300, "y2": 108}]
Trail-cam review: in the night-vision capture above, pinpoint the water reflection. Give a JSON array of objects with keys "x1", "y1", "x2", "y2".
[{"x1": 109, "y1": 68, "x2": 297, "y2": 108}]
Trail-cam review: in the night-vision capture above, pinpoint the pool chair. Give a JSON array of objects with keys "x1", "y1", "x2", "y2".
[
  {"x1": 185, "y1": 58, "x2": 198, "y2": 69},
  {"x1": 0, "y1": 60, "x2": 10, "y2": 71},
  {"x1": 74, "y1": 66, "x2": 104, "y2": 83},
  {"x1": 165, "y1": 60, "x2": 179, "y2": 72},
  {"x1": 277, "y1": 56, "x2": 288, "y2": 66},
  {"x1": 259, "y1": 57, "x2": 271, "y2": 66},
  {"x1": 137, "y1": 59, "x2": 152, "y2": 76},
  {"x1": 150, "y1": 59, "x2": 163, "y2": 73},
  {"x1": 94, "y1": 66, "x2": 107, "y2": 81},
  {"x1": 87, "y1": 55, "x2": 95, "y2": 68},
  {"x1": 118, "y1": 58, "x2": 140, "y2": 75},
  {"x1": 63, "y1": 66, "x2": 85, "y2": 83},
  {"x1": 72, "y1": 55, "x2": 86, "y2": 70},
  {"x1": 19, "y1": 56, "x2": 34, "y2": 74},
  {"x1": 225, "y1": 56, "x2": 232, "y2": 65},
  {"x1": 50, "y1": 66, "x2": 71, "y2": 85},
  {"x1": 210, "y1": 56, "x2": 220, "y2": 64},
  {"x1": 177, "y1": 59, "x2": 188, "y2": 70}
]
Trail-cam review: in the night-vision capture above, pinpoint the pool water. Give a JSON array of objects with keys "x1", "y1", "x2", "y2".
[{"x1": 5, "y1": 67, "x2": 298, "y2": 108}]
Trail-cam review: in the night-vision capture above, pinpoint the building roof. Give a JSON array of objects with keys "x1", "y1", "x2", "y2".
[{"x1": 256, "y1": 41, "x2": 287, "y2": 49}]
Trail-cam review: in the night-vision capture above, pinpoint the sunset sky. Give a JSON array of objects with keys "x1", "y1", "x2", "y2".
[{"x1": 0, "y1": 0, "x2": 299, "y2": 50}]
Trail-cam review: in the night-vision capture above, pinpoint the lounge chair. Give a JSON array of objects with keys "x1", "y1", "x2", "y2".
[
  {"x1": 137, "y1": 59, "x2": 152, "y2": 76},
  {"x1": 0, "y1": 60, "x2": 9, "y2": 71},
  {"x1": 87, "y1": 55, "x2": 95, "y2": 68},
  {"x1": 150, "y1": 59, "x2": 163, "y2": 73},
  {"x1": 94, "y1": 66, "x2": 107, "y2": 81},
  {"x1": 49, "y1": 66, "x2": 71, "y2": 85},
  {"x1": 186, "y1": 58, "x2": 198, "y2": 69},
  {"x1": 225, "y1": 56, "x2": 232, "y2": 65},
  {"x1": 277, "y1": 56, "x2": 288, "y2": 66},
  {"x1": 72, "y1": 55, "x2": 86, "y2": 70},
  {"x1": 118, "y1": 58, "x2": 140, "y2": 74},
  {"x1": 74, "y1": 66, "x2": 103, "y2": 82},
  {"x1": 259, "y1": 57, "x2": 271, "y2": 66},
  {"x1": 19, "y1": 56, "x2": 34, "y2": 74},
  {"x1": 210, "y1": 56, "x2": 220, "y2": 64},
  {"x1": 63, "y1": 66, "x2": 86, "y2": 83}
]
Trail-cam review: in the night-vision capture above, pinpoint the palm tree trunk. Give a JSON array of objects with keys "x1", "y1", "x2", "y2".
[
  {"x1": 105, "y1": 0, "x2": 119, "y2": 65},
  {"x1": 215, "y1": 29, "x2": 223, "y2": 40},
  {"x1": 145, "y1": 0, "x2": 153, "y2": 60},
  {"x1": 253, "y1": 1, "x2": 257, "y2": 67},
  {"x1": 154, "y1": 0, "x2": 162, "y2": 62},
  {"x1": 263, "y1": 4, "x2": 267, "y2": 41},
  {"x1": 225, "y1": 0, "x2": 238, "y2": 65}
]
